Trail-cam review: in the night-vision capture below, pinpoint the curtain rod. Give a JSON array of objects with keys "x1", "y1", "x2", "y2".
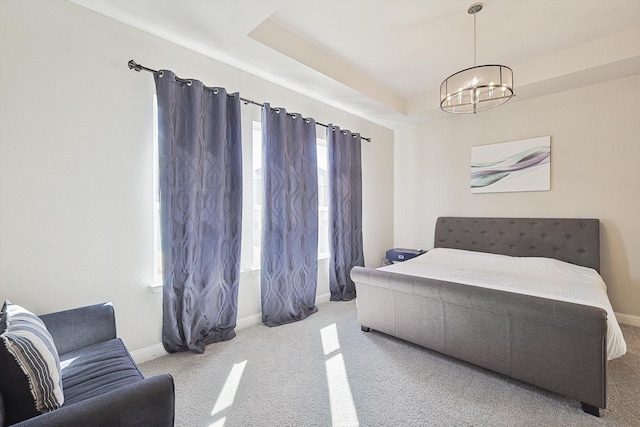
[{"x1": 128, "y1": 60, "x2": 371, "y2": 142}]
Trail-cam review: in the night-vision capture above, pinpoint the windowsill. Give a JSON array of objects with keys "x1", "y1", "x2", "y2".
[{"x1": 149, "y1": 283, "x2": 162, "y2": 293}]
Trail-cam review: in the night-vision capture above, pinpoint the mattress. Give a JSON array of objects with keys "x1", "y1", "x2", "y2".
[{"x1": 379, "y1": 248, "x2": 627, "y2": 360}]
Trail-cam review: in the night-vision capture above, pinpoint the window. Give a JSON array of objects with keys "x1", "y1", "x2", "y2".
[
  {"x1": 317, "y1": 141, "x2": 330, "y2": 258},
  {"x1": 152, "y1": 96, "x2": 162, "y2": 284},
  {"x1": 252, "y1": 123, "x2": 262, "y2": 267},
  {"x1": 152, "y1": 110, "x2": 329, "y2": 281},
  {"x1": 251, "y1": 121, "x2": 330, "y2": 269}
]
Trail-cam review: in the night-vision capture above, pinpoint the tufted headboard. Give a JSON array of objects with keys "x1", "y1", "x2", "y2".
[{"x1": 434, "y1": 217, "x2": 600, "y2": 272}]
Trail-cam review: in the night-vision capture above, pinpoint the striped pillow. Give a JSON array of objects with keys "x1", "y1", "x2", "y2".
[{"x1": 0, "y1": 301, "x2": 64, "y2": 424}]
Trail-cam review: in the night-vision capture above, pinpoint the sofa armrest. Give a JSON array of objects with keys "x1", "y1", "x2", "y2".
[
  {"x1": 12, "y1": 374, "x2": 175, "y2": 427},
  {"x1": 39, "y1": 303, "x2": 117, "y2": 356}
]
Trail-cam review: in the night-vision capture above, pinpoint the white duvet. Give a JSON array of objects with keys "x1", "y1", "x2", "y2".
[{"x1": 379, "y1": 248, "x2": 627, "y2": 360}]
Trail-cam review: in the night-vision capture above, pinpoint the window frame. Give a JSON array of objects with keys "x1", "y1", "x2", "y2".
[
  {"x1": 152, "y1": 106, "x2": 330, "y2": 284},
  {"x1": 152, "y1": 95, "x2": 162, "y2": 287}
]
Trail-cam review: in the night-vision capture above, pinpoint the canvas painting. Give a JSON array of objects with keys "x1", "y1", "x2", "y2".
[{"x1": 471, "y1": 136, "x2": 551, "y2": 193}]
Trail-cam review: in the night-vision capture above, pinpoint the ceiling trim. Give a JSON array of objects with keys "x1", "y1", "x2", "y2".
[{"x1": 249, "y1": 17, "x2": 407, "y2": 115}]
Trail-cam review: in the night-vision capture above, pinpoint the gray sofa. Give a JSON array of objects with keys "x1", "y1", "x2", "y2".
[
  {"x1": 351, "y1": 217, "x2": 607, "y2": 416},
  {"x1": 0, "y1": 303, "x2": 175, "y2": 426}
]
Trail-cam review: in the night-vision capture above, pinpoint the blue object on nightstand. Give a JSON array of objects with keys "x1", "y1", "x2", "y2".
[{"x1": 385, "y1": 248, "x2": 426, "y2": 262}]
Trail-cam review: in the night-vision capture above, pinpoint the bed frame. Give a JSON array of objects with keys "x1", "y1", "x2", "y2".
[{"x1": 351, "y1": 217, "x2": 606, "y2": 416}]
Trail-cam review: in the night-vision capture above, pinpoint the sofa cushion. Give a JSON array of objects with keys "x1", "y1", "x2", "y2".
[
  {"x1": 60, "y1": 338, "x2": 145, "y2": 405},
  {"x1": 0, "y1": 301, "x2": 64, "y2": 425}
]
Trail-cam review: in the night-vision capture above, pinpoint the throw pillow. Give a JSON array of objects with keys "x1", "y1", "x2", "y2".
[{"x1": 0, "y1": 301, "x2": 64, "y2": 425}]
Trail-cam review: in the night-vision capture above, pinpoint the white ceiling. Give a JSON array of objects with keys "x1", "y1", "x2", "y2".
[{"x1": 73, "y1": 0, "x2": 640, "y2": 128}]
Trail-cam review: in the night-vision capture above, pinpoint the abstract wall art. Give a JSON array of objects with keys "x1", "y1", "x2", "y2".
[{"x1": 471, "y1": 136, "x2": 551, "y2": 194}]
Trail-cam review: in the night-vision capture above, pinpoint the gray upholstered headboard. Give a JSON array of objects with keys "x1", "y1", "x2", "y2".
[{"x1": 434, "y1": 217, "x2": 600, "y2": 272}]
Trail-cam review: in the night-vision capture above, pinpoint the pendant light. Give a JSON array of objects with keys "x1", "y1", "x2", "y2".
[{"x1": 440, "y1": 2, "x2": 514, "y2": 114}]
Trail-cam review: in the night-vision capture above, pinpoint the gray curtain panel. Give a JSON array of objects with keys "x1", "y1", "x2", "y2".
[
  {"x1": 327, "y1": 126, "x2": 364, "y2": 301},
  {"x1": 260, "y1": 104, "x2": 319, "y2": 326},
  {"x1": 154, "y1": 70, "x2": 242, "y2": 353}
]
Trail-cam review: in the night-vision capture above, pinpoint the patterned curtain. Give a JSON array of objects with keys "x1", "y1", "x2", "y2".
[
  {"x1": 154, "y1": 70, "x2": 242, "y2": 353},
  {"x1": 327, "y1": 126, "x2": 364, "y2": 301},
  {"x1": 261, "y1": 104, "x2": 318, "y2": 326}
]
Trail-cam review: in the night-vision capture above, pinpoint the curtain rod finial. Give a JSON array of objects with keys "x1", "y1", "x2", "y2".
[{"x1": 128, "y1": 60, "x2": 141, "y2": 72}]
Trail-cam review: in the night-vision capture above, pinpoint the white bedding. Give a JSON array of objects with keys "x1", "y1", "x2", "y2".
[{"x1": 379, "y1": 248, "x2": 627, "y2": 360}]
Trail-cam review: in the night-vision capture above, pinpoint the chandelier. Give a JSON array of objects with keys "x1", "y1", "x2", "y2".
[{"x1": 440, "y1": 3, "x2": 514, "y2": 114}]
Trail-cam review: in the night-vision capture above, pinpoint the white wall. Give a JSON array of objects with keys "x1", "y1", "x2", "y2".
[
  {"x1": 0, "y1": 0, "x2": 394, "y2": 352},
  {"x1": 394, "y1": 74, "x2": 640, "y2": 318}
]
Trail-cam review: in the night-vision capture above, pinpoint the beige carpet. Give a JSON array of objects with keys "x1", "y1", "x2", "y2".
[{"x1": 141, "y1": 300, "x2": 640, "y2": 426}]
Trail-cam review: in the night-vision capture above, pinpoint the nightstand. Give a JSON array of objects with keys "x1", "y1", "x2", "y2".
[{"x1": 384, "y1": 248, "x2": 426, "y2": 264}]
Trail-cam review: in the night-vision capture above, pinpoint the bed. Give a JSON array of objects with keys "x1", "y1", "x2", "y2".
[{"x1": 351, "y1": 217, "x2": 627, "y2": 417}]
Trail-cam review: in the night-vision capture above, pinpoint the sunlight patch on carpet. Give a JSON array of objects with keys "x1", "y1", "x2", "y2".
[
  {"x1": 207, "y1": 417, "x2": 226, "y2": 427},
  {"x1": 321, "y1": 323, "x2": 341, "y2": 355},
  {"x1": 210, "y1": 360, "x2": 247, "y2": 419},
  {"x1": 321, "y1": 324, "x2": 359, "y2": 426}
]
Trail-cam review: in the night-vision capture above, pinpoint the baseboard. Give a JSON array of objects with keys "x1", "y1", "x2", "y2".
[
  {"x1": 316, "y1": 292, "x2": 331, "y2": 304},
  {"x1": 131, "y1": 343, "x2": 168, "y2": 365},
  {"x1": 236, "y1": 312, "x2": 262, "y2": 330},
  {"x1": 133, "y1": 292, "x2": 336, "y2": 364},
  {"x1": 615, "y1": 312, "x2": 640, "y2": 327},
  {"x1": 131, "y1": 317, "x2": 262, "y2": 365},
  {"x1": 236, "y1": 293, "x2": 331, "y2": 330}
]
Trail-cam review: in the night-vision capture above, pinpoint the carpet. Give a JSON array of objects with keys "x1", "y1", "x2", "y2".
[{"x1": 141, "y1": 300, "x2": 640, "y2": 426}]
